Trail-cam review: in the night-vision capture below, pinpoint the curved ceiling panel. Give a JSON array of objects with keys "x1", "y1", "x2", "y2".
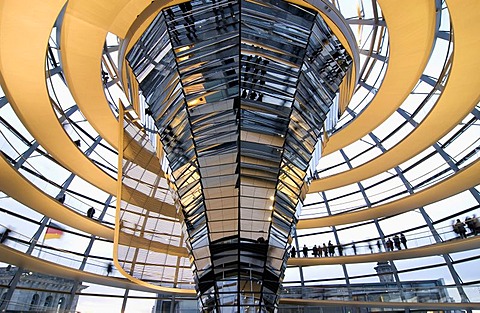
[
  {"x1": 309, "y1": 0, "x2": 480, "y2": 192},
  {"x1": 299, "y1": 158, "x2": 480, "y2": 228},
  {"x1": 0, "y1": 0, "x2": 177, "y2": 218}
]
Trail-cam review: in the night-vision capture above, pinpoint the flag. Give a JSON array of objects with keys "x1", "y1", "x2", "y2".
[{"x1": 44, "y1": 222, "x2": 64, "y2": 240}]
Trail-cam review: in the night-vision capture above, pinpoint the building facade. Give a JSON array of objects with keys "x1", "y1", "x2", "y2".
[{"x1": 0, "y1": 267, "x2": 86, "y2": 312}]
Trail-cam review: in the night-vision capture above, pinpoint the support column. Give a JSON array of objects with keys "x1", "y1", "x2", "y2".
[
  {"x1": 339, "y1": 148, "x2": 409, "y2": 310},
  {"x1": 394, "y1": 109, "x2": 473, "y2": 302}
]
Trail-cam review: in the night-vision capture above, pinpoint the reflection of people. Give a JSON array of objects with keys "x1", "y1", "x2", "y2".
[
  {"x1": 87, "y1": 207, "x2": 95, "y2": 218},
  {"x1": 290, "y1": 246, "x2": 296, "y2": 258}
]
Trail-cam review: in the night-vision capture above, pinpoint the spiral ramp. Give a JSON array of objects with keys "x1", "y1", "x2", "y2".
[{"x1": 0, "y1": 0, "x2": 479, "y2": 311}]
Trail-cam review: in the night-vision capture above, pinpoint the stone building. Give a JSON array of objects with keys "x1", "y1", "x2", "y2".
[{"x1": 0, "y1": 266, "x2": 86, "y2": 312}]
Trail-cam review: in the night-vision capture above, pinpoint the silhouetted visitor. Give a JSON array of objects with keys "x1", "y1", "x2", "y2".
[
  {"x1": 386, "y1": 238, "x2": 393, "y2": 251},
  {"x1": 328, "y1": 241, "x2": 335, "y2": 256},
  {"x1": 393, "y1": 235, "x2": 401, "y2": 250},
  {"x1": 312, "y1": 245, "x2": 318, "y2": 257},
  {"x1": 290, "y1": 246, "x2": 296, "y2": 258},
  {"x1": 368, "y1": 242, "x2": 373, "y2": 254},
  {"x1": 0, "y1": 228, "x2": 11, "y2": 244},
  {"x1": 351, "y1": 241, "x2": 357, "y2": 255},
  {"x1": 465, "y1": 216, "x2": 477, "y2": 236},
  {"x1": 400, "y1": 233, "x2": 407, "y2": 249},
  {"x1": 101, "y1": 70, "x2": 109, "y2": 83},
  {"x1": 256, "y1": 237, "x2": 265, "y2": 244},
  {"x1": 473, "y1": 215, "x2": 480, "y2": 235},
  {"x1": 338, "y1": 244, "x2": 343, "y2": 256},
  {"x1": 106, "y1": 263, "x2": 113, "y2": 276},
  {"x1": 376, "y1": 240, "x2": 382, "y2": 252},
  {"x1": 322, "y1": 243, "x2": 328, "y2": 257},
  {"x1": 453, "y1": 219, "x2": 467, "y2": 239},
  {"x1": 87, "y1": 207, "x2": 95, "y2": 218},
  {"x1": 302, "y1": 244, "x2": 308, "y2": 258},
  {"x1": 318, "y1": 244, "x2": 323, "y2": 257}
]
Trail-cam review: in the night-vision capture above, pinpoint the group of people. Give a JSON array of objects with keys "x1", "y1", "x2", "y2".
[
  {"x1": 453, "y1": 215, "x2": 480, "y2": 238},
  {"x1": 290, "y1": 241, "x2": 338, "y2": 258},
  {"x1": 291, "y1": 234, "x2": 409, "y2": 258}
]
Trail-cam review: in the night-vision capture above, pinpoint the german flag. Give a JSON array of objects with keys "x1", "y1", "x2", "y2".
[{"x1": 44, "y1": 222, "x2": 64, "y2": 240}]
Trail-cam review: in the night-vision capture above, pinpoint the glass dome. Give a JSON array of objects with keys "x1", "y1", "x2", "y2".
[{"x1": 0, "y1": 0, "x2": 479, "y2": 312}]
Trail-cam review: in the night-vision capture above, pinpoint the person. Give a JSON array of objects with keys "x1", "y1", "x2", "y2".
[
  {"x1": 256, "y1": 237, "x2": 266, "y2": 244},
  {"x1": 0, "y1": 228, "x2": 11, "y2": 244},
  {"x1": 290, "y1": 246, "x2": 296, "y2": 258},
  {"x1": 338, "y1": 244, "x2": 343, "y2": 256},
  {"x1": 473, "y1": 214, "x2": 480, "y2": 235},
  {"x1": 328, "y1": 241, "x2": 335, "y2": 257},
  {"x1": 312, "y1": 245, "x2": 318, "y2": 257},
  {"x1": 393, "y1": 235, "x2": 401, "y2": 250},
  {"x1": 454, "y1": 219, "x2": 467, "y2": 239},
  {"x1": 386, "y1": 238, "x2": 393, "y2": 251},
  {"x1": 87, "y1": 207, "x2": 95, "y2": 218},
  {"x1": 376, "y1": 240, "x2": 382, "y2": 252},
  {"x1": 465, "y1": 216, "x2": 476, "y2": 236},
  {"x1": 368, "y1": 242, "x2": 373, "y2": 254},
  {"x1": 322, "y1": 243, "x2": 328, "y2": 257},
  {"x1": 318, "y1": 244, "x2": 323, "y2": 257},
  {"x1": 351, "y1": 241, "x2": 357, "y2": 255},
  {"x1": 400, "y1": 233, "x2": 407, "y2": 249},
  {"x1": 302, "y1": 244, "x2": 308, "y2": 258},
  {"x1": 106, "y1": 262, "x2": 113, "y2": 276}
]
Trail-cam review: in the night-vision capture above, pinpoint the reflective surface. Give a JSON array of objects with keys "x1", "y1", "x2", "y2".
[{"x1": 126, "y1": 0, "x2": 352, "y2": 310}]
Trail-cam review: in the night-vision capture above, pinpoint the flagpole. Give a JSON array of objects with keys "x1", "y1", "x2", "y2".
[{"x1": 37, "y1": 225, "x2": 47, "y2": 258}]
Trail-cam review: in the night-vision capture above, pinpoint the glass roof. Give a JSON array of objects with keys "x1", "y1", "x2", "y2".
[{"x1": 0, "y1": 0, "x2": 479, "y2": 312}]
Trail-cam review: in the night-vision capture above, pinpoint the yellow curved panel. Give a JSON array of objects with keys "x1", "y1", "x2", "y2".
[
  {"x1": 0, "y1": 154, "x2": 189, "y2": 257},
  {"x1": 280, "y1": 298, "x2": 480, "y2": 310},
  {"x1": 0, "y1": 245, "x2": 195, "y2": 295},
  {"x1": 110, "y1": 0, "x2": 153, "y2": 38},
  {"x1": 321, "y1": 0, "x2": 436, "y2": 156},
  {"x1": 0, "y1": 0, "x2": 177, "y2": 217},
  {"x1": 309, "y1": 0, "x2": 480, "y2": 192},
  {"x1": 60, "y1": 0, "x2": 165, "y2": 176},
  {"x1": 300, "y1": 158, "x2": 480, "y2": 229},
  {"x1": 114, "y1": 106, "x2": 192, "y2": 292},
  {"x1": 0, "y1": 154, "x2": 112, "y2": 239},
  {"x1": 288, "y1": 236, "x2": 480, "y2": 266}
]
